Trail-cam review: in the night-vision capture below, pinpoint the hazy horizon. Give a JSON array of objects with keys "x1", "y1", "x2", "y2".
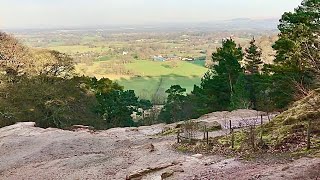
[{"x1": 1, "y1": 0, "x2": 302, "y2": 29}]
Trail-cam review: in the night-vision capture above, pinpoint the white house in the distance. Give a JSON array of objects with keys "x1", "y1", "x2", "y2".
[{"x1": 182, "y1": 57, "x2": 195, "y2": 61}]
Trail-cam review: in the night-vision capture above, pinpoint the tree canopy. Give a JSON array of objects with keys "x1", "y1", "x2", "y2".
[
  {"x1": 272, "y1": 0, "x2": 320, "y2": 94},
  {"x1": 245, "y1": 38, "x2": 263, "y2": 75}
]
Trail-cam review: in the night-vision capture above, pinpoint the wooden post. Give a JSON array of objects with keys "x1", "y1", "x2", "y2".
[
  {"x1": 177, "y1": 130, "x2": 180, "y2": 143},
  {"x1": 203, "y1": 126, "x2": 206, "y2": 140},
  {"x1": 260, "y1": 115, "x2": 263, "y2": 142},
  {"x1": 229, "y1": 120, "x2": 232, "y2": 134},
  {"x1": 250, "y1": 126, "x2": 255, "y2": 150},
  {"x1": 231, "y1": 128, "x2": 234, "y2": 149},
  {"x1": 206, "y1": 131, "x2": 209, "y2": 145},
  {"x1": 307, "y1": 119, "x2": 311, "y2": 150}
]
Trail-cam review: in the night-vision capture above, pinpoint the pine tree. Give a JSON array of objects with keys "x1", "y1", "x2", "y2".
[
  {"x1": 158, "y1": 85, "x2": 187, "y2": 123},
  {"x1": 272, "y1": 0, "x2": 320, "y2": 92},
  {"x1": 212, "y1": 38, "x2": 244, "y2": 96},
  {"x1": 245, "y1": 38, "x2": 263, "y2": 75}
]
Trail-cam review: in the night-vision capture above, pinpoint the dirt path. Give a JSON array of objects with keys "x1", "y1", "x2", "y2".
[{"x1": 0, "y1": 110, "x2": 319, "y2": 180}]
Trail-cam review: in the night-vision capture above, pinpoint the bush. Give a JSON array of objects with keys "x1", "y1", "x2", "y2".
[{"x1": 0, "y1": 76, "x2": 103, "y2": 129}]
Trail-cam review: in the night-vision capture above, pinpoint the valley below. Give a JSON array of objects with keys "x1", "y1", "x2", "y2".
[{"x1": 12, "y1": 29, "x2": 276, "y2": 102}]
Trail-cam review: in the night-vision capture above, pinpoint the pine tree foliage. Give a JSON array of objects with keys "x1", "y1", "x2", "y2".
[
  {"x1": 212, "y1": 38, "x2": 244, "y2": 95},
  {"x1": 272, "y1": 0, "x2": 320, "y2": 90},
  {"x1": 245, "y1": 38, "x2": 263, "y2": 74}
]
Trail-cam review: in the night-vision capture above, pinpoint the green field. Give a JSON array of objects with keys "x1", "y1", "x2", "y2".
[
  {"x1": 125, "y1": 60, "x2": 207, "y2": 76},
  {"x1": 117, "y1": 60, "x2": 207, "y2": 103},
  {"x1": 116, "y1": 75, "x2": 202, "y2": 103}
]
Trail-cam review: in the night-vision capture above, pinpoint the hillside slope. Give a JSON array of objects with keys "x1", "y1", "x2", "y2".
[{"x1": 260, "y1": 89, "x2": 320, "y2": 152}]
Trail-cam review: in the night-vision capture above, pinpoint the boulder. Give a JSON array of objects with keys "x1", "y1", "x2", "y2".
[{"x1": 197, "y1": 121, "x2": 222, "y2": 131}]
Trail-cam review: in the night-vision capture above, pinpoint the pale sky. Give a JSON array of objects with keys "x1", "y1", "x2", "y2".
[{"x1": 0, "y1": 0, "x2": 302, "y2": 29}]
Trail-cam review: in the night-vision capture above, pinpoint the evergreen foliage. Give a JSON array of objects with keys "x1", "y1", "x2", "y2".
[
  {"x1": 73, "y1": 77, "x2": 153, "y2": 129},
  {"x1": 272, "y1": 0, "x2": 320, "y2": 94},
  {"x1": 212, "y1": 39, "x2": 244, "y2": 95},
  {"x1": 0, "y1": 75, "x2": 102, "y2": 129},
  {"x1": 230, "y1": 73, "x2": 251, "y2": 110},
  {"x1": 158, "y1": 85, "x2": 188, "y2": 123},
  {"x1": 245, "y1": 38, "x2": 263, "y2": 75}
]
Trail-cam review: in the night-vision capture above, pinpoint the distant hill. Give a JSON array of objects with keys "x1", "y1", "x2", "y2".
[
  {"x1": 222, "y1": 18, "x2": 279, "y2": 31},
  {"x1": 5, "y1": 18, "x2": 279, "y2": 33}
]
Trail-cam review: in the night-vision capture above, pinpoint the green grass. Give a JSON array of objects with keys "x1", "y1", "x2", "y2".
[
  {"x1": 217, "y1": 89, "x2": 320, "y2": 154},
  {"x1": 125, "y1": 60, "x2": 207, "y2": 77},
  {"x1": 191, "y1": 60, "x2": 206, "y2": 67},
  {"x1": 117, "y1": 75, "x2": 202, "y2": 101},
  {"x1": 117, "y1": 60, "x2": 207, "y2": 101}
]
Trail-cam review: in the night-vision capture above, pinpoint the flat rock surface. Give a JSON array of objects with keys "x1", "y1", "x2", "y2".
[{"x1": 0, "y1": 110, "x2": 319, "y2": 179}]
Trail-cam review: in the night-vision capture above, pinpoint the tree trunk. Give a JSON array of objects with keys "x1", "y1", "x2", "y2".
[{"x1": 228, "y1": 73, "x2": 233, "y2": 97}]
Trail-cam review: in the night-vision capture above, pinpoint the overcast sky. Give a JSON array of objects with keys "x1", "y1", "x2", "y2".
[{"x1": 0, "y1": 0, "x2": 302, "y2": 29}]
